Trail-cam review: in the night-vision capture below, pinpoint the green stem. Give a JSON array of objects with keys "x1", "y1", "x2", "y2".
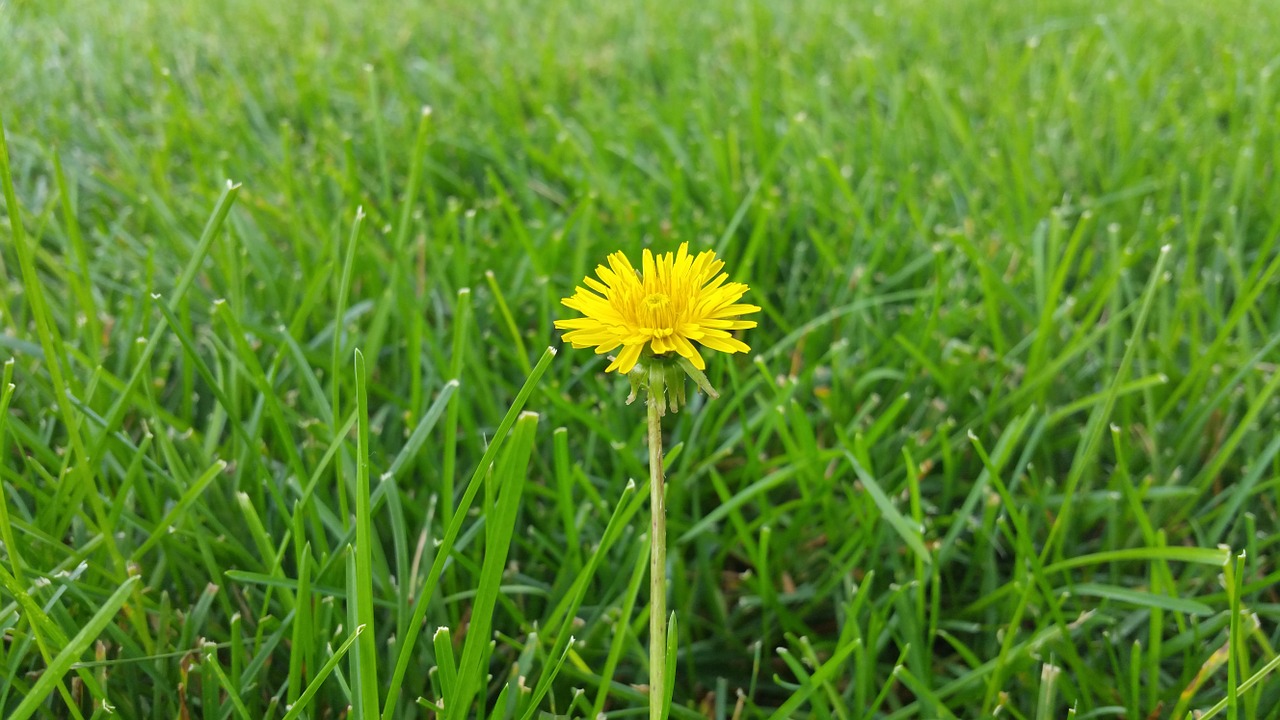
[{"x1": 647, "y1": 389, "x2": 668, "y2": 720}]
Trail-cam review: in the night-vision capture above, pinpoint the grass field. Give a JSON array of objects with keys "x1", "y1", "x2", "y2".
[{"x1": 3, "y1": 0, "x2": 1280, "y2": 717}]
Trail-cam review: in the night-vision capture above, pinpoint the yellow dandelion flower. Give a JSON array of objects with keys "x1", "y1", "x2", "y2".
[{"x1": 554, "y1": 242, "x2": 760, "y2": 374}]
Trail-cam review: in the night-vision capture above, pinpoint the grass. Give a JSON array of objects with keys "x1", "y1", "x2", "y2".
[{"x1": 2, "y1": 0, "x2": 1280, "y2": 716}]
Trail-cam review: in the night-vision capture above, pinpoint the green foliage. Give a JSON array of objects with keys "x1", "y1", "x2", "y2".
[{"x1": 2, "y1": 0, "x2": 1280, "y2": 717}]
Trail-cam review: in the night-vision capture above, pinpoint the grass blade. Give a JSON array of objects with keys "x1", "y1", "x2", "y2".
[
  {"x1": 448, "y1": 411, "x2": 539, "y2": 719},
  {"x1": 843, "y1": 452, "x2": 931, "y2": 565},
  {"x1": 352, "y1": 349, "x2": 380, "y2": 720},
  {"x1": 7, "y1": 576, "x2": 140, "y2": 720},
  {"x1": 281, "y1": 625, "x2": 366, "y2": 720},
  {"x1": 382, "y1": 347, "x2": 557, "y2": 719}
]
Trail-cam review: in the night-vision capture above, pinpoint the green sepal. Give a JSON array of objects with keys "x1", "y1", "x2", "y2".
[{"x1": 625, "y1": 353, "x2": 720, "y2": 415}]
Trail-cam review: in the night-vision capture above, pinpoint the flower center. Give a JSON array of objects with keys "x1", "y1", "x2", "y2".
[{"x1": 644, "y1": 293, "x2": 670, "y2": 309}]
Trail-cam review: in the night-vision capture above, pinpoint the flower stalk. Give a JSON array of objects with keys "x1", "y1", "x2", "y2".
[
  {"x1": 646, "y1": 371, "x2": 668, "y2": 720},
  {"x1": 638, "y1": 355, "x2": 713, "y2": 720}
]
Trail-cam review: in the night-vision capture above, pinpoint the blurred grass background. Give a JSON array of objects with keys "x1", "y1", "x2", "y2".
[{"x1": 2, "y1": 0, "x2": 1280, "y2": 717}]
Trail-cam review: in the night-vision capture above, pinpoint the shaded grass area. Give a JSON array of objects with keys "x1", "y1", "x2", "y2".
[{"x1": 2, "y1": 0, "x2": 1280, "y2": 716}]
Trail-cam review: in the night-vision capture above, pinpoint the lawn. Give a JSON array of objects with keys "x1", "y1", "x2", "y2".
[{"x1": 2, "y1": 0, "x2": 1280, "y2": 717}]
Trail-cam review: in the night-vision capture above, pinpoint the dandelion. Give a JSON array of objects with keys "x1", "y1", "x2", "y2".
[
  {"x1": 555, "y1": 243, "x2": 757, "y2": 720},
  {"x1": 554, "y1": 242, "x2": 760, "y2": 375}
]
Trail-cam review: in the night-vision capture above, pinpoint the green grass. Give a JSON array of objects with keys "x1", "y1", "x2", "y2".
[{"x1": 2, "y1": 0, "x2": 1280, "y2": 716}]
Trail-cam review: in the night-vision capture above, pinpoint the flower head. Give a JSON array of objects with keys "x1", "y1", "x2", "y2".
[{"x1": 554, "y1": 242, "x2": 760, "y2": 374}]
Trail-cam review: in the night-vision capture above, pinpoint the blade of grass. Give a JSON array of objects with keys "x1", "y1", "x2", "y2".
[
  {"x1": 441, "y1": 287, "x2": 472, "y2": 530},
  {"x1": 448, "y1": 411, "x2": 538, "y2": 720},
  {"x1": 331, "y1": 206, "x2": 364, "y2": 427},
  {"x1": 87, "y1": 179, "x2": 241, "y2": 469},
  {"x1": 129, "y1": 459, "x2": 229, "y2": 561},
  {"x1": 384, "y1": 379, "x2": 459, "y2": 480},
  {"x1": 843, "y1": 452, "x2": 931, "y2": 565},
  {"x1": 352, "y1": 348, "x2": 380, "y2": 720},
  {"x1": 1039, "y1": 244, "x2": 1171, "y2": 564},
  {"x1": 1067, "y1": 583, "x2": 1214, "y2": 616},
  {"x1": 432, "y1": 626, "x2": 458, "y2": 706},
  {"x1": 764, "y1": 637, "x2": 859, "y2": 720},
  {"x1": 280, "y1": 625, "x2": 366, "y2": 720},
  {"x1": 6, "y1": 576, "x2": 140, "y2": 720},
  {"x1": 382, "y1": 347, "x2": 556, "y2": 720},
  {"x1": 202, "y1": 642, "x2": 253, "y2": 720},
  {"x1": 589, "y1": 533, "x2": 651, "y2": 719},
  {"x1": 2, "y1": 117, "x2": 124, "y2": 574}
]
